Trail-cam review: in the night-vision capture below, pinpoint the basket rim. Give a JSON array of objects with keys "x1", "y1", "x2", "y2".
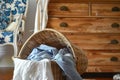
[{"x1": 18, "y1": 28, "x2": 76, "y2": 59}]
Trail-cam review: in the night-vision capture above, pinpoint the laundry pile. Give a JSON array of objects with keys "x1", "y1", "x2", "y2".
[
  {"x1": 13, "y1": 44, "x2": 82, "y2": 80},
  {"x1": 13, "y1": 58, "x2": 53, "y2": 80}
]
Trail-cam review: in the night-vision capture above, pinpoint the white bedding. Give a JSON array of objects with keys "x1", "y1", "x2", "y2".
[{"x1": 12, "y1": 58, "x2": 54, "y2": 80}]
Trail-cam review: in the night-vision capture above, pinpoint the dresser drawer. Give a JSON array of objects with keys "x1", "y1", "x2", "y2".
[
  {"x1": 92, "y1": 4, "x2": 120, "y2": 16},
  {"x1": 63, "y1": 34, "x2": 120, "y2": 50},
  {"x1": 48, "y1": 18, "x2": 120, "y2": 33},
  {"x1": 86, "y1": 50, "x2": 120, "y2": 66},
  {"x1": 48, "y1": 3, "x2": 89, "y2": 17},
  {"x1": 87, "y1": 65, "x2": 120, "y2": 72}
]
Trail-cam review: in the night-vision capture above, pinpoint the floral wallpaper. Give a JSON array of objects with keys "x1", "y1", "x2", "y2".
[{"x1": 0, "y1": 0, "x2": 27, "y2": 44}]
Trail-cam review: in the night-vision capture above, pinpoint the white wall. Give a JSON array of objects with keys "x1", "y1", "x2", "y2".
[{"x1": 0, "y1": 0, "x2": 37, "y2": 67}]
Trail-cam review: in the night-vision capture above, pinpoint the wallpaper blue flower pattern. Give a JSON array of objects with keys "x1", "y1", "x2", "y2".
[{"x1": 0, "y1": 0, "x2": 27, "y2": 44}]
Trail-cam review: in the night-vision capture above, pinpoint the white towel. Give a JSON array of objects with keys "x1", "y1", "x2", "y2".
[
  {"x1": 12, "y1": 58, "x2": 54, "y2": 80},
  {"x1": 34, "y1": 0, "x2": 49, "y2": 33}
]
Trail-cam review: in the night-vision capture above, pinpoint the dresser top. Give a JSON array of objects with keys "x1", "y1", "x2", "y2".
[{"x1": 50, "y1": 0, "x2": 120, "y2": 3}]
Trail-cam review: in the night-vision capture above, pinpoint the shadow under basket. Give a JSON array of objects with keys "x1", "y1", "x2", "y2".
[{"x1": 17, "y1": 29, "x2": 88, "y2": 80}]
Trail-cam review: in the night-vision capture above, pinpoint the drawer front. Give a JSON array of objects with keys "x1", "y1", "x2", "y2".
[
  {"x1": 87, "y1": 66, "x2": 120, "y2": 72},
  {"x1": 92, "y1": 4, "x2": 120, "y2": 16},
  {"x1": 48, "y1": 3, "x2": 89, "y2": 17},
  {"x1": 64, "y1": 34, "x2": 120, "y2": 50},
  {"x1": 86, "y1": 50, "x2": 120, "y2": 66},
  {"x1": 48, "y1": 18, "x2": 120, "y2": 33}
]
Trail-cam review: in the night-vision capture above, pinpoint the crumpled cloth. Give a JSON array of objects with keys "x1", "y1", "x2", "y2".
[
  {"x1": 27, "y1": 44, "x2": 58, "y2": 61},
  {"x1": 12, "y1": 58, "x2": 54, "y2": 80},
  {"x1": 54, "y1": 49, "x2": 83, "y2": 80},
  {"x1": 27, "y1": 44, "x2": 83, "y2": 80}
]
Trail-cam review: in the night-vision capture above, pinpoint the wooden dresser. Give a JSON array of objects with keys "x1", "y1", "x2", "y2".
[
  {"x1": 47, "y1": 0, "x2": 120, "y2": 79},
  {"x1": 1, "y1": 0, "x2": 120, "y2": 80}
]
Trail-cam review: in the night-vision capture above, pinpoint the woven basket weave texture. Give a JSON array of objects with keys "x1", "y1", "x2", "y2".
[{"x1": 18, "y1": 29, "x2": 88, "y2": 80}]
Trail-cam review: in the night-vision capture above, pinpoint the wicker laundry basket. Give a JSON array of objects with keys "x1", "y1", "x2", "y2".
[{"x1": 17, "y1": 29, "x2": 88, "y2": 80}]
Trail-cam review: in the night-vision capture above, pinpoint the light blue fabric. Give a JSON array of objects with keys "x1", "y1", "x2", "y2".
[
  {"x1": 27, "y1": 48, "x2": 52, "y2": 61},
  {"x1": 38, "y1": 44, "x2": 58, "y2": 56},
  {"x1": 27, "y1": 44, "x2": 83, "y2": 80},
  {"x1": 54, "y1": 48, "x2": 83, "y2": 80},
  {"x1": 27, "y1": 44, "x2": 58, "y2": 61}
]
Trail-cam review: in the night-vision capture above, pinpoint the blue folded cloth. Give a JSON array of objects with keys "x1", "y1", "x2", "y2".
[
  {"x1": 38, "y1": 44, "x2": 58, "y2": 56},
  {"x1": 54, "y1": 48, "x2": 83, "y2": 80},
  {"x1": 27, "y1": 44, "x2": 58, "y2": 61},
  {"x1": 27, "y1": 50, "x2": 51, "y2": 61},
  {"x1": 27, "y1": 44, "x2": 83, "y2": 80}
]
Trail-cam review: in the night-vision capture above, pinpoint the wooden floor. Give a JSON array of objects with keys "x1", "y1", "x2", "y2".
[
  {"x1": 0, "y1": 67, "x2": 13, "y2": 80},
  {"x1": 83, "y1": 78, "x2": 113, "y2": 80},
  {"x1": 0, "y1": 67, "x2": 114, "y2": 80}
]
